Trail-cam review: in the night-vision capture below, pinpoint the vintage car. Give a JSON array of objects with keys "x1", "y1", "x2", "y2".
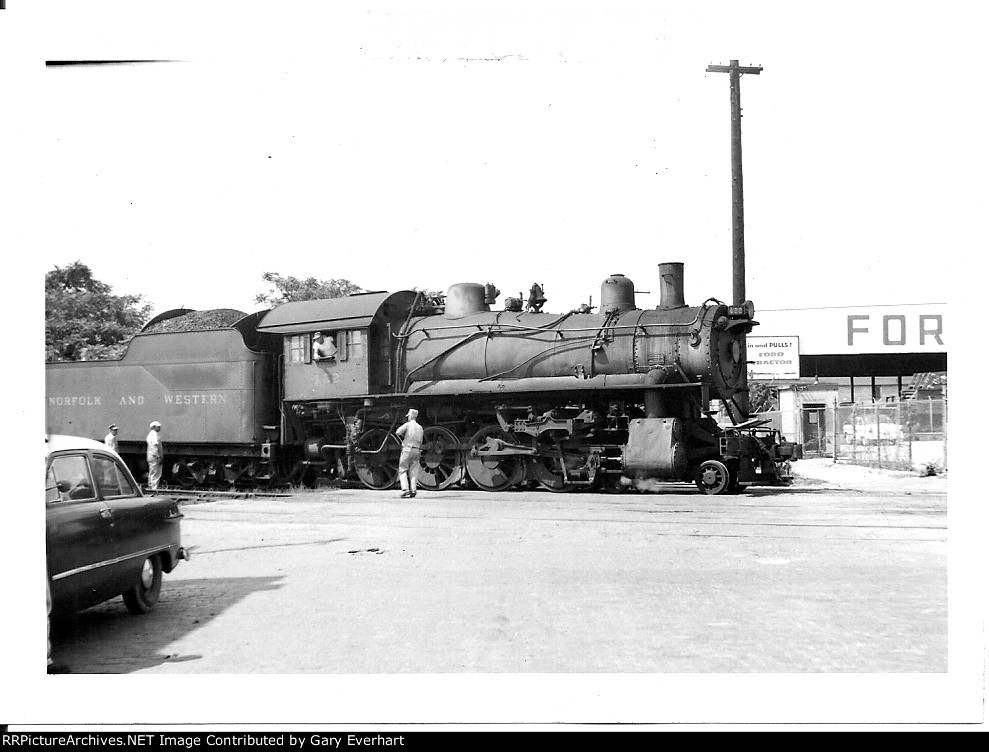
[{"x1": 46, "y1": 435, "x2": 189, "y2": 615}]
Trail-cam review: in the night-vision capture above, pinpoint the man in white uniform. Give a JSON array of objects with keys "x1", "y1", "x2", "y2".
[
  {"x1": 104, "y1": 424, "x2": 119, "y2": 452},
  {"x1": 395, "y1": 408, "x2": 424, "y2": 498},
  {"x1": 312, "y1": 332, "x2": 337, "y2": 361},
  {"x1": 146, "y1": 421, "x2": 164, "y2": 490}
]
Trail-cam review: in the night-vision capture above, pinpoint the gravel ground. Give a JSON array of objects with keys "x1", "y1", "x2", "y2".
[
  {"x1": 792, "y1": 457, "x2": 948, "y2": 494},
  {"x1": 27, "y1": 456, "x2": 968, "y2": 727}
]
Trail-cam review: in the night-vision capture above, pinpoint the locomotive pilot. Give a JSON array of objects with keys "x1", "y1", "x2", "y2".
[
  {"x1": 395, "y1": 408, "x2": 424, "y2": 498},
  {"x1": 312, "y1": 331, "x2": 337, "y2": 361}
]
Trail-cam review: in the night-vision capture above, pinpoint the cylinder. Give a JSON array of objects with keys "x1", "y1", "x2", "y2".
[
  {"x1": 600, "y1": 274, "x2": 636, "y2": 315},
  {"x1": 658, "y1": 262, "x2": 685, "y2": 309},
  {"x1": 445, "y1": 283, "x2": 490, "y2": 318}
]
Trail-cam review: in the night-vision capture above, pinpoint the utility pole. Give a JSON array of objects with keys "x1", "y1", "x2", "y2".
[
  {"x1": 707, "y1": 59, "x2": 762, "y2": 419},
  {"x1": 706, "y1": 60, "x2": 761, "y2": 305}
]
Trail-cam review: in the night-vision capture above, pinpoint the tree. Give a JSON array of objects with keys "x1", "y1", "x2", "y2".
[
  {"x1": 748, "y1": 381, "x2": 779, "y2": 413},
  {"x1": 46, "y1": 261, "x2": 153, "y2": 361},
  {"x1": 254, "y1": 272, "x2": 365, "y2": 307}
]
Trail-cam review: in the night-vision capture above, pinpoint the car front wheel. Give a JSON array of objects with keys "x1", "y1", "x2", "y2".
[{"x1": 123, "y1": 554, "x2": 163, "y2": 615}]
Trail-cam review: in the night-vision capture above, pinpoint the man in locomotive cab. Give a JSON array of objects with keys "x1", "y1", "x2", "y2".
[
  {"x1": 312, "y1": 331, "x2": 337, "y2": 362},
  {"x1": 396, "y1": 408, "x2": 424, "y2": 499}
]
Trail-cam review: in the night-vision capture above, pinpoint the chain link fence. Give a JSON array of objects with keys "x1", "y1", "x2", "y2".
[{"x1": 796, "y1": 399, "x2": 947, "y2": 473}]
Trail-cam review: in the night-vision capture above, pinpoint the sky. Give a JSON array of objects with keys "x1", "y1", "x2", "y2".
[
  {"x1": 3, "y1": 0, "x2": 986, "y2": 730},
  {"x1": 16, "y1": 1, "x2": 981, "y2": 320}
]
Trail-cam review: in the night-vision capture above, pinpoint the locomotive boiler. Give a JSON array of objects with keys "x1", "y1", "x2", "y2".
[{"x1": 402, "y1": 265, "x2": 747, "y2": 400}]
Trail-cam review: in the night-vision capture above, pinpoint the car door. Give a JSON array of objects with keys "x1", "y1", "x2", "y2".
[
  {"x1": 46, "y1": 451, "x2": 115, "y2": 608},
  {"x1": 90, "y1": 451, "x2": 163, "y2": 583}
]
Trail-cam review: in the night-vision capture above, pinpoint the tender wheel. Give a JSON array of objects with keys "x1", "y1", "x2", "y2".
[
  {"x1": 245, "y1": 460, "x2": 276, "y2": 489},
  {"x1": 220, "y1": 458, "x2": 249, "y2": 487},
  {"x1": 171, "y1": 457, "x2": 206, "y2": 488},
  {"x1": 465, "y1": 425, "x2": 526, "y2": 491},
  {"x1": 205, "y1": 460, "x2": 225, "y2": 488},
  {"x1": 123, "y1": 554, "x2": 163, "y2": 615},
  {"x1": 354, "y1": 428, "x2": 402, "y2": 490},
  {"x1": 694, "y1": 460, "x2": 733, "y2": 496},
  {"x1": 416, "y1": 426, "x2": 465, "y2": 491}
]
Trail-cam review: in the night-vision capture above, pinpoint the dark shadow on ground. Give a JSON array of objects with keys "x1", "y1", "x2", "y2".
[
  {"x1": 49, "y1": 575, "x2": 284, "y2": 674},
  {"x1": 742, "y1": 486, "x2": 843, "y2": 496}
]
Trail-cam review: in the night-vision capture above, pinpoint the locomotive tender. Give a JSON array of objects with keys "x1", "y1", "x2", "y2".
[{"x1": 45, "y1": 263, "x2": 799, "y2": 495}]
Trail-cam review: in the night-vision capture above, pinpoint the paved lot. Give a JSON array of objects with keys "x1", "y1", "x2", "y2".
[{"x1": 50, "y1": 461, "x2": 948, "y2": 674}]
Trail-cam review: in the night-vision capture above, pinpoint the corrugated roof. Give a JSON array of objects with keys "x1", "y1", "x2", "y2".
[{"x1": 256, "y1": 292, "x2": 400, "y2": 334}]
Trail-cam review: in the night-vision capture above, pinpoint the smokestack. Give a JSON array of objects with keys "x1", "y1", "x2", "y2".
[{"x1": 658, "y1": 263, "x2": 685, "y2": 309}]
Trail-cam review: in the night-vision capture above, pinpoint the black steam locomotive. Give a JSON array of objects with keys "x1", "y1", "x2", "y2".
[{"x1": 45, "y1": 263, "x2": 799, "y2": 494}]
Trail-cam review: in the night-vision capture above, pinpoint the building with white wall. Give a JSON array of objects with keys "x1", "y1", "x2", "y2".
[{"x1": 746, "y1": 302, "x2": 947, "y2": 454}]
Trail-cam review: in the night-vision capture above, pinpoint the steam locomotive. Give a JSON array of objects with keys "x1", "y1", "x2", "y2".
[{"x1": 45, "y1": 263, "x2": 799, "y2": 495}]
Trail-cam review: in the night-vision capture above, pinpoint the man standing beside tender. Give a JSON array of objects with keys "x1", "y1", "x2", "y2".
[
  {"x1": 104, "y1": 424, "x2": 119, "y2": 452},
  {"x1": 395, "y1": 408, "x2": 424, "y2": 498},
  {"x1": 146, "y1": 420, "x2": 164, "y2": 490}
]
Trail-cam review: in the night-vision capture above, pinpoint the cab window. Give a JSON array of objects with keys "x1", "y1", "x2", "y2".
[
  {"x1": 349, "y1": 329, "x2": 364, "y2": 360},
  {"x1": 287, "y1": 334, "x2": 310, "y2": 363},
  {"x1": 92, "y1": 453, "x2": 137, "y2": 498},
  {"x1": 47, "y1": 454, "x2": 97, "y2": 502}
]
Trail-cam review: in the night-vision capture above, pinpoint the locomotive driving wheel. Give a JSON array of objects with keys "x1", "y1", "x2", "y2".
[
  {"x1": 354, "y1": 428, "x2": 402, "y2": 490},
  {"x1": 415, "y1": 426, "x2": 465, "y2": 491},
  {"x1": 694, "y1": 459, "x2": 734, "y2": 496},
  {"x1": 527, "y1": 434, "x2": 589, "y2": 493},
  {"x1": 465, "y1": 425, "x2": 526, "y2": 492}
]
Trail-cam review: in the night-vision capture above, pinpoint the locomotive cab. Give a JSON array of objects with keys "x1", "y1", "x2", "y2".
[
  {"x1": 257, "y1": 291, "x2": 419, "y2": 401},
  {"x1": 255, "y1": 291, "x2": 419, "y2": 480}
]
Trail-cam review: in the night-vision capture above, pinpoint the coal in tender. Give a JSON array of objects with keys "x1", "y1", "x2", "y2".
[{"x1": 145, "y1": 309, "x2": 248, "y2": 333}]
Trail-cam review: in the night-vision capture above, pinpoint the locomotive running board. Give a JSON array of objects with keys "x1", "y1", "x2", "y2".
[{"x1": 406, "y1": 375, "x2": 705, "y2": 396}]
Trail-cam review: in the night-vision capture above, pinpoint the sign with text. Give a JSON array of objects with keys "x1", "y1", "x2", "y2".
[
  {"x1": 752, "y1": 304, "x2": 946, "y2": 355},
  {"x1": 747, "y1": 336, "x2": 800, "y2": 380}
]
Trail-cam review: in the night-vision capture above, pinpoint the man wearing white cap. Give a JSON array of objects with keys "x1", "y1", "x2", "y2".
[
  {"x1": 312, "y1": 331, "x2": 337, "y2": 361},
  {"x1": 146, "y1": 421, "x2": 164, "y2": 490},
  {"x1": 395, "y1": 408, "x2": 424, "y2": 498},
  {"x1": 104, "y1": 424, "x2": 119, "y2": 452}
]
